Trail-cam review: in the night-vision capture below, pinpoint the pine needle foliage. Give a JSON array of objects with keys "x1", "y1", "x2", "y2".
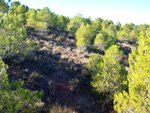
[{"x1": 114, "y1": 32, "x2": 150, "y2": 113}]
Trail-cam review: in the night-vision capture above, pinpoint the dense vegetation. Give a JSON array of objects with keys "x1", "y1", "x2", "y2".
[
  {"x1": 0, "y1": 1, "x2": 43, "y2": 112},
  {"x1": 86, "y1": 45, "x2": 128, "y2": 108},
  {"x1": 1, "y1": 0, "x2": 150, "y2": 112},
  {"x1": 114, "y1": 32, "x2": 150, "y2": 113}
]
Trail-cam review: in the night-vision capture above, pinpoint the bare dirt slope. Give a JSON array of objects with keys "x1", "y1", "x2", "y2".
[{"x1": 6, "y1": 28, "x2": 133, "y2": 113}]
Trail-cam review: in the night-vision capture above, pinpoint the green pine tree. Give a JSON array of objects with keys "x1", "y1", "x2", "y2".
[{"x1": 114, "y1": 32, "x2": 150, "y2": 113}]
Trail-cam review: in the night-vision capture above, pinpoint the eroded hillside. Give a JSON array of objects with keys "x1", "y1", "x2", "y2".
[{"x1": 5, "y1": 28, "x2": 134, "y2": 113}]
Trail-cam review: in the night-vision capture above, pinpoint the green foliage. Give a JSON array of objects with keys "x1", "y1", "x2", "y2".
[
  {"x1": 101, "y1": 20, "x2": 109, "y2": 31},
  {"x1": 114, "y1": 32, "x2": 150, "y2": 113},
  {"x1": 117, "y1": 24, "x2": 138, "y2": 43},
  {"x1": 0, "y1": 13, "x2": 34, "y2": 60},
  {"x1": 16, "y1": 4, "x2": 28, "y2": 14},
  {"x1": 35, "y1": 21, "x2": 48, "y2": 33},
  {"x1": 26, "y1": 9, "x2": 37, "y2": 28},
  {"x1": 94, "y1": 32, "x2": 117, "y2": 51},
  {"x1": 75, "y1": 23, "x2": 94, "y2": 49},
  {"x1": 108, "y1": 20, "x2": 114, "y2": 25},
  {"x1": 0, "y1": 58, "x2": 43, "y2": 112},
  {"x1": 0, "y1": 2, "x2": 43, "y2": 111},
  {"x1": 8, "y1": 1, "x2": 28, "y2": 25},
  {"x1": 57, "y1": 15, "x2": 69, "y2": 30},
  {"x1": 129, "y1": 30, "x2": 138, "y2": 42},
  {"x1": 123, "y1": 23, "x2": 135, "y2": 32},
  {"x1": 76, "y1": 38, "x2": 87, "y2": 49},
  {"x1": 104, "y1": 45, "x2": 123, "y2": 60},
  {"x1": 91, "y1": 45, "x2": 127, "y2": 94},
  {"x1": 94, "y1": 23, "x2": 117, "y2": 51},
  {"x1": 1, "y1": 1, "x2": 150, "y2": 112},
  {"x1": 11, "y1": 1, "x2": 21, "y2": 8},
  {"x1": 16, "y1": 4, "x2": 28, "y2": 24},
  {"x1": 36, "y1": 7, "x2": 56, "y2": 28},
  {"x1": 94, "y1": 33, "x2": 106, "y2": 51},
  {"x1": 0, "y1": 0, "x2": 9, "y2": 25},
  {"x1": 28, "y1": 7, "x2": 57, "y2": 33},
  {"x1": 0, "y1": 58, "x2": 8, "y2": 87},
  {"x1": 82, "y1": 17, "x2": 91, "y2": 25},
  {"x1": 106, "y1": 24, "x2": 117, "y2": 39},
  {"x1": 86, "y1": 53, "x2": 101, "y2": 75},
  {"x1": 116, "y1": 21, "x2": 122, "y2": 31},
  {"x1": 87, "y1": 45, "x2": 127, "y2": 104},
  {"x1": 117, "y1": 30, "x2": 128, "y2": 41},
  {"x1": 137, "y1": 24, "x2": 149, "y2": 35},
  {"x1": 0, "y1": 0, "x2": 9, "y2": 14},
  {"x1": 91, "y1": 17, "x2": 103, "y2": 35},
  {"x1": 67, "y1": 15, "x2": 83, "y2": 36},
  {"x1": 75, "y1": 23, "x2": 94, "y2": 41},
  {"x1": 36, "y1": 7, "x2": 50, "y2": 22}
]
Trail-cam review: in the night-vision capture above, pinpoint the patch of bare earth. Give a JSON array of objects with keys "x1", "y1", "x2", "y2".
[{"x1": 6, "y1": 28, "x2": 134, "y2": 113}]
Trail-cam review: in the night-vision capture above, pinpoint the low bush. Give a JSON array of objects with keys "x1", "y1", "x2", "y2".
[
  {"x1": 114, "y1": 33, "x2": 150, "y2": 113},
  {"x1": 86, "y1": 45, "x2": 127, "y2": 108},
  {"x1": 0, "y1": 58, "x2": 43, "y2": 112}
]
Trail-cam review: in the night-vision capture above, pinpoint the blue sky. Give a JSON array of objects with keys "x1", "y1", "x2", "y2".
[{"x1": 11, "y1": 0, "x2": 150, "y2": 25}]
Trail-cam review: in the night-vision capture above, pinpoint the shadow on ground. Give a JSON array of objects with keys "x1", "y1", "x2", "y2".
[{"x1": 5, "y1": 28, "x2": 120, "y2": 113}]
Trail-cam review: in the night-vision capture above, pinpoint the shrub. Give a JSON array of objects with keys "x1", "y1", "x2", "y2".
[
  {"x1": 117, "y1": 30, "x2": 128, "y2": 42},
  {"x1": 137, "y1": 24, "x2": 149, "y2": 35},
  {"x1": 105, "y1": 24, "x2": 117, "y2": 39},
  {"x1": 67, "y1": 14, "x2": 83, "y2": 36},
  {"x1": 76, "y1": 38, "x2": 87, "y2": 50},
  {"x1": 91, "y1": 45, "x2": 127, "y2": 94},
  {"x1": 114, "y1": 33, "x2": 150, "y2": 113},
  {"x1": 94, "y1": 32, "x2": 117, "y2": 51},
  {"x1": 69, "y1": 78, "x2": 80, "y2": 93},
  {"x1": 0, "y1": 0, "x2": 9, "y2": 14},
  {"x1": 0, "y1": 58, "x2": 43, "y2": 112},
  {"x1": 129, "y1": 30, "x2": 138, "y2": 42},
  {"x1": 101, "y1": 20, "x2": 109, "y2": 31},
  {"x1": 27, "y1": 71, "x2": 44, "y2": 88},
  {"x1": 0, "y1": 57, "x2": 8, "y2": 87},
  {"x1": 35, "y1": 21, "x2": 48, "y2": 34},
  {"x1": 87, "y1": 45, "x2": 127, "y2": 106},
  {"x1": 26, "y1": 9, "x2": 37, "y2": 28},
  {"x1": 91, "y1": 18, "x2": 103, "y2": 35},
  {"x1": 48, "y1": 81, "x2": 56, "y2": 95},
  {"x1": 117, "y1": 25, "x2": 138, "y2": 43},
  {"x1": 94, "y1": 33, "x2": 106, "y2": 51},
  {"x1": 49, "y1": 103, "x2": 76, "y2": 113},
  {"x1": 57, "y1": 15, "x2": 69, "y2": 30},
  {"x1": 86, "y1": 53, "x2": 101, "y2": 75},
  {"x1": 75, "y1": 23, "x2": 94, "y2": 49},
  {"x1": 36, "y1": 7, "x2": 56, "y2": 28},
  {"x1": 0, "y1": 12, "x2": 35, "y2": 61}
]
